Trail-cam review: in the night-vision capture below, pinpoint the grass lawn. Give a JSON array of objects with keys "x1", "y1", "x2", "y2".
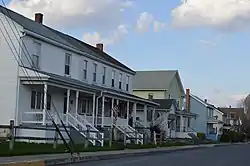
[{"x1": 0, "y1": 139, "x2": 216, "y2": 157}]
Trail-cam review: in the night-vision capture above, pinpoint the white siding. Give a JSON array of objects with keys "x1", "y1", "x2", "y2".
[
  {"x1": 0, "y1": 13, "x2": 23, "y2": 125},
  {"x1": 20, "y1": 35, "x2": 134, "y2": 93}
]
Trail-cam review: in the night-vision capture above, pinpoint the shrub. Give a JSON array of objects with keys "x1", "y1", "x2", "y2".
[
  {"x1": 197, "y1": 132, "x2": 206, "y2": 140},
  {"x1": 220, "y1": 131, "x2": 245, "y2": 142}
]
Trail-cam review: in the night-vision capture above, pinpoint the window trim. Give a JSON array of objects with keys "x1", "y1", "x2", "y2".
[
  {"x1": 93, "y1": 63, "x2": 97, "y2": 82},
  {"x1": 111, "y1": 70, "x2": 115, "y2": 87},
  {"x1": 102, "y1": 66, "x2": 106, "y2": 85},
  {"x1": 64, "y1": 53, "x2": 71, "y2": 76},
  {"x1": 31, "y1": 90, "x2": 51, "y2": 110},
  {"x1": 32, "y1": 41, "x2": 41, "y2": 69},
  {"x1": 126, "y1": 75, "x2": 129, "y2": 91},
  {"x1": 119, "y1": 73, "x2": 122, "y2": 89},
  {"x1": 83, "y1": 60, "x2": 88, "y2": 80}
]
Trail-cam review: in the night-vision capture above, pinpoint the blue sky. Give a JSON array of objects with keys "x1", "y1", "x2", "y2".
[{"x1": 4, "y1": 0, "x2": 250, "y2": 106}]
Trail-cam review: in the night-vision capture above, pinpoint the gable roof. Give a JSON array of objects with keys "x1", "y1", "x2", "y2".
[
  {"x1": 133, "y1": 70, "x2": 184, "y2": 92},
  {"x1": 190, "y1": 94, "x2": 211, "y2": 107},
  {"x1": 0, "y1": 5, "x2": 135, "y2": 74},
  {"x1": 218, "y1": 107, "x2": 245, "y2": 120},
  {"x1": 152, "y1": 99, "x2": 176, "y2": 110}
]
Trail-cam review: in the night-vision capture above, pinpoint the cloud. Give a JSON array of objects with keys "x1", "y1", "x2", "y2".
[
  {"x1": 83, "y1": 24, "x2": 128, "y2": 47},
  {"x1": 205, "y1": 88, "x2": 248, "y2": 107},
  {"x1": 136, "y1": 12, "x2": 167, "y2": 33},
  {"x1": 136, "y1": 12, "x2": 154, "y2": 32},
  {"x1": 199, "y1": 40, "x2": 217, "y2": 47},
  {"x1": 153, "y1": 21, "x2": 167, "y2": 32},
  {"x1": 7, "y1": 0, "x2": 133, "y2": 30},
  {"x1": 172, "y1": 0, "x2": 250, "y2": 31}
]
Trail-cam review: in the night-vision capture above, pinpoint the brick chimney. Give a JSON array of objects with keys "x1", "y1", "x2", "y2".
[
  {"x1": 35, "y1": 13, "x2": 43, "y2": 24},
  {"x1": 96, "y1": 43, "x2": 103, "y2": 51},
  {"x1": 186, "y1": 89, "x2": 190, "y2": 113}
]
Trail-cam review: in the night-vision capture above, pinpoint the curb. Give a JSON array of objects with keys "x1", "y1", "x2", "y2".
[
  {"x1": 0, "y1": 160, "x2": 45, "y2": 166},
  {"x1": 0, "y1": 143, "x2": 247, "y2": 166}
]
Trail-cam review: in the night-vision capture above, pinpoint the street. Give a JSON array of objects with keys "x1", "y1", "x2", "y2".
[{"x1": 65, "y1": 144, "x2": 250, "y2": 166}]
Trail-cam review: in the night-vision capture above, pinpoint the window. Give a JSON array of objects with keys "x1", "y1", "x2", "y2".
[
  {"x1": 31, "y1": 91, "x2": 51, "y2": 110},
  {"x1": 148, "y1": 93, "x2": 154, "y2": 100},
  {"x1": 102, "y1": 67, "x2": 106, "y2": 84},
  {"x1": 126, "y1": 75, "x2": 129, "y2": 91},
  {"x1": 65, "y1": 53, "x2": 71, "y2": 75},
  {"x1": 32, "y1": 41, "x2": 41, "y2": 69},
  {"x1": 112, "y1": 70, "x2": 115, "y2": 87},
  {"x1": 230, "y1": 112, "x2": 235, "y2": 119},
  {"x1": 79, "y1": 99, "x2": 91, "y2": 114},
  {"x1": 83, "y1": 60, "x2": 88, "y2": 80},
  {"x1": 119, "y1": 73, "x2": 122, "y2": 89},
  {"x1": 93, "y1": 63, "x2": 97, "y2": 82},
  {"x1": 208, "y1": 108, "x2": 213, "y2": 118}
]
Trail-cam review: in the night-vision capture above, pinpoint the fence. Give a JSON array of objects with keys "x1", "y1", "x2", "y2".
[{"x1": 0, "y1": 120, "x2": 166, "y2": 152}]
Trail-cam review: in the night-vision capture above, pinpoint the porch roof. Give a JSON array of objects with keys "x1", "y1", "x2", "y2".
[
  {"x1": 20, "y1": 67, "x2": 159, "y2": 107},
  {"x1": 175, "y1": 110, "x2": 198, "y2": 117}
]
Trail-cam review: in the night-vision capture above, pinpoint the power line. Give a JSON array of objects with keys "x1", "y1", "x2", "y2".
[{"x1": 0, "y1": 1, "x2": 78, "y2": 156}]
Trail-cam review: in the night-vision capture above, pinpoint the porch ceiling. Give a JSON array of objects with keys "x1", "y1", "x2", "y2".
[{"x1": 19, "y1": 67, "x2": 159, "y2": 107}]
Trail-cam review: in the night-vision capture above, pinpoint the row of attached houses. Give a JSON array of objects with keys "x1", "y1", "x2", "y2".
[{"x1": 0, "y1": 6, "x2": 244, "y2": 144}]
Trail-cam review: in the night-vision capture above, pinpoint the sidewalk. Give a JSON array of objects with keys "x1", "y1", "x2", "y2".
[{"x1": 0, "y1": 143, "x2": 246, "y2": 166}]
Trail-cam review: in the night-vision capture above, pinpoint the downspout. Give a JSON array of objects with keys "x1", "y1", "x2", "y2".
[{"x1": 95, "y1": 91, "x2": 103, "y2": 127}]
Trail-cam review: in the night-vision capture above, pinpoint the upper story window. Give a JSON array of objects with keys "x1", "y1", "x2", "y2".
[
  {"x1": 230, "y1": 112, "x2": 235, "y2": 119},
  {"x1": 208, "y1": 108, "x2": 213, "y2": 118},
  {"x1": 119, "y1": 73, "x2": 122, "y2": 89},
  {"x1": 126, "y1": 75, "x2": 129, "y2": 91},
  {"x1": 64, "y1": 53, "x2": 71, "y2": 75},
  {"x1": 148, "y1": 93, "x2": 154, "y2": 100},
  {"x1": 112, "y1": 70, "x2": 115, "y2": 87},
  {"x1": 83, "y1": 60, "x2": 88, "y2": 80},
  {"x1": 102, "y1": 66, "x2": 106, "y2": 84},
  {"x1": 93, "y1": 63, "x2": 97, "y2": 82},
  {"x1": 32, "y1": 41, "x2": 41, "y2": 69}
]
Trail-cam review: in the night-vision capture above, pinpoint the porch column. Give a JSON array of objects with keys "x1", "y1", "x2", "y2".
[
  {"x1": 101, "y1": 96, "x2": 105, "y2": 127},
  {"x1": 133, "y1": 103, "x2": 137, "y2": 127},
  {"x1": 152, "y1": 107, "x2": 156, "y2": 126},
  {"x1": 126, "y1": 101, "x2": 129, "y2": 125},
  {"x1": 75, "y1": 91, "x2": 79, "y2": 116},
  {"x1": 144, "y1": 105, "x2": 147, "y2": 128},
  {"x1": 180, "y1": 115, "x2": 184, "y2": 132},
  {"x1": 111, "y1": 98, "x2": 114, "y2": 124},
  {"x1": 42, "y1": 83, "x2": 48, "y2": 125},
  {"x1": 166, "y1": 113, "x2": 169, "y2": 137},
  {"x1": 92, "y1": 94, "x2": 96, "y2": 126},
  {"x1": 66, "y1": 89, "x2": 70, "y2": 125}
]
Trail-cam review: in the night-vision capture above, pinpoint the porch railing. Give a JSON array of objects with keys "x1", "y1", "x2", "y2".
[{"x1": 21, "y1": 112, "x2": 43, "y2": 124}]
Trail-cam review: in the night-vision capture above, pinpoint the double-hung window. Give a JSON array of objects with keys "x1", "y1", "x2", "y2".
[
  {"x1": 32, "y1": 41, "x2": 41, "y2": 69},
  {"x1": 83, "y1": 60, "x2": 88, "y2": 80},
  {"x1": 119, "y1": 73, "x2": 122, "y2": 89},
  {"x1": 31, "y1": 90, "x2": 51, "y2": 110},
  {"x1": 126, "y1": 75, "x2": 129, "y2": 91},
  {"x1": 102, "y1": 67, "x2": 106, "y2": 84},
  {"x1": 65, "y1": 53, "x2": 71, "y2": 75},
  {"x1": 112, "y1": 70, "x2": 115, "y2": 87},
  {"x1": 93, "y1": 63, "x2": 97, "y2": 82}
]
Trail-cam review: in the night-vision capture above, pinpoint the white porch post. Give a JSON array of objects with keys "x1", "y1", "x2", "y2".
[
  {"x1": 75, "y1": 91, "x2": 79, "y2": 117},
  {"x1": 166, "y1": 113, "x2": 169, "y2": 137},
  {"x1": 152, "y1": 107, "x2": 155, "y2": 126},
  {"x1": 66, "y1": 89, "x2": 70, "y2": 125},
  {"x1": 111, "y1": 98, "x2": 114, "y2": 122},
  {"x1": 92, "y1": 94, "x2": 96, "y2": 126},
  {"x1": 180, "y1": 115, "x2": 184, "y2": 132},
  {"x1": 133, "y1": 103, "x2": 137, "y2": 127},
  {"x1": 126, "y1": 101, "x2": 129, "y2": 125},
  {"x1": 42, "y1": 83, "x2": 48, "y2": 125},
  {"x1": 144, "y1": 105, "x2": 147, "y2": 128},
  {"x1": 101, "y1": 96, "x2": 105, "y2": 127}
]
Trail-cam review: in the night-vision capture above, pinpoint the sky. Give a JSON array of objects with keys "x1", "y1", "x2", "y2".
[{"x1": 3, "y1": 0, "x2": 250, "y2": 107}]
